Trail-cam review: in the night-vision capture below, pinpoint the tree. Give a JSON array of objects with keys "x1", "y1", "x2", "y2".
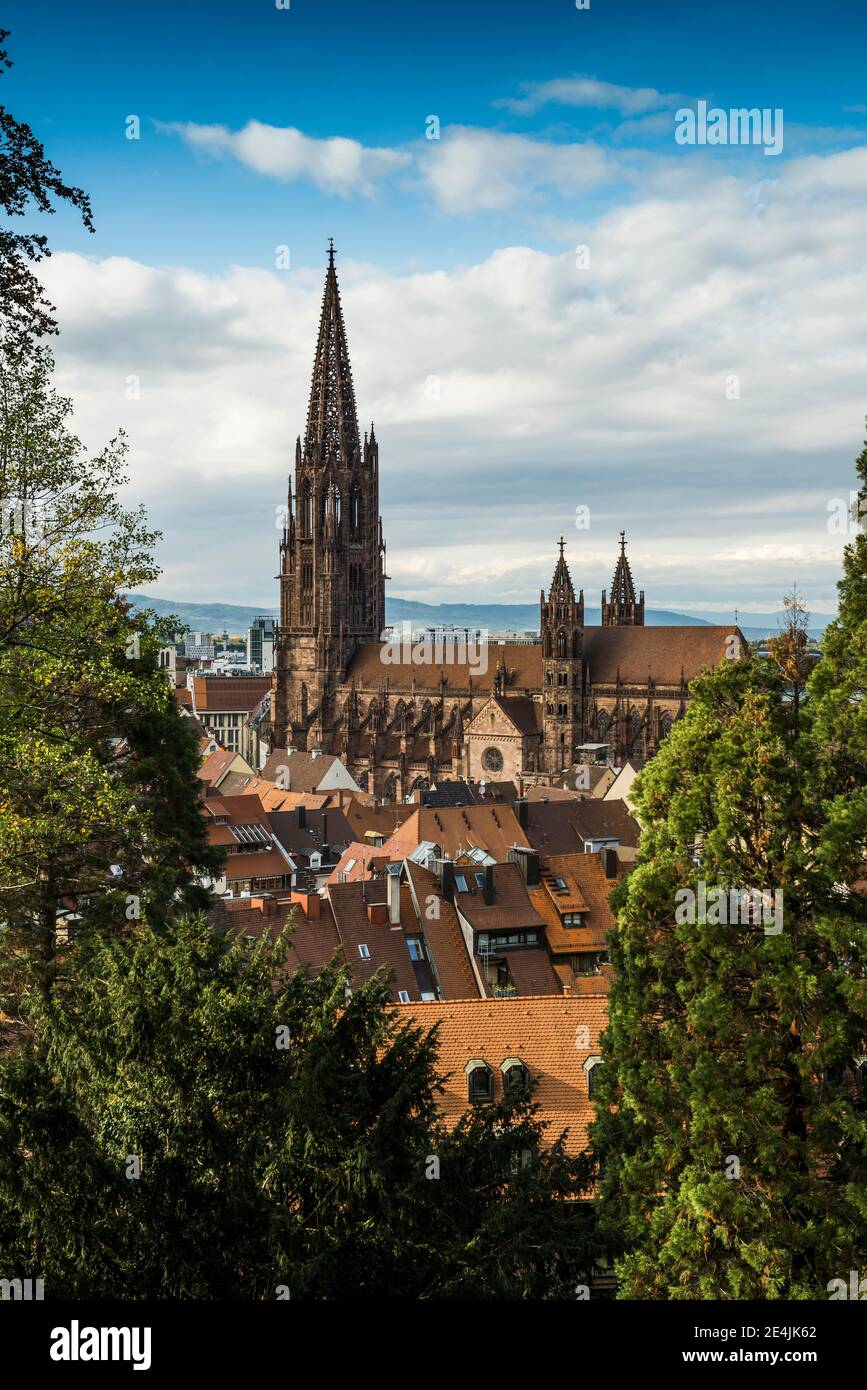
[
  {"x1": 0, "y1": 28, "x2": 94, "y2": 343},
  {"x1": 0, "y1": 340, "x2": 223, "y2": 1017},
  {"x1": 591, "y1": 633, "x2": 867, "y2": 1298},
  {"x1": 810, "y1": 424, "x2": 867, "y2": 891},
  {"x1": 0, "y1": 914, "x2": 597, "y2": 1299}
]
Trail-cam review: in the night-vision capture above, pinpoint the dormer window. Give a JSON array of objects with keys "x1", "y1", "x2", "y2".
[
  {"x1": 561, "y1": 911, "x2": 585, "y2": 927},
  {"x1": 465, "y1": 1059, "x2": 492, "y2": 1103},
  {"x1": 501, "y1": 1058, "x2": 529, "y2": 1094},
  {"x1": 584, "y1": 1055, "x2": 603, "y2": 1099}
]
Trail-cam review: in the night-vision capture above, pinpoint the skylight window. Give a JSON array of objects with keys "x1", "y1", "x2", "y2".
[{"x1": 358, "y1": 943, "x2": 370, "y2": 959}]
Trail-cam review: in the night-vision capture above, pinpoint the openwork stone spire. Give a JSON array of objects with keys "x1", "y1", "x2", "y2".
[
  {"x1": 601, "y1": 531, "x2": 645, "y2": 626},
  {"x1": 304, "y1": 240, "x2": 360, "y2": 462}
]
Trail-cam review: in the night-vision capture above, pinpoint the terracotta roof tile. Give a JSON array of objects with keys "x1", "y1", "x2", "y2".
[
  {"x1": 401, "y1": 995, "x2": 608, "y2": 1154},
  {"x1": 192, "y1": 676, "x2": 271, "y2": 713},
  {"x1": 327, "y1": 880, "x2": 423, "y2": 1001}
]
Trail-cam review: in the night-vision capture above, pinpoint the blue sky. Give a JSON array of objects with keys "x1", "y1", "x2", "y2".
[{"x1": 6, "y1": 0, "x2": 867, "y2": 613}]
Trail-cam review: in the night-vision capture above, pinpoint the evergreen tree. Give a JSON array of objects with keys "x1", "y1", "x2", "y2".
[
  {"x1": 591, "y1": 612, "x2": 867, "y2": 1298},
  {"x1": 0, "y1": 914, "x2": 596, "y2": 1299}
]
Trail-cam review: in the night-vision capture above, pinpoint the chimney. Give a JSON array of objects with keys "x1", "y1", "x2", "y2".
[
  {"x1": 441, "y1": 859, "x2": 455, "y2": 905},
  {"x1": 514, "y1": 797, "x2": 529, "y2": 831},
  {"x1": 483, "y1": 864, "x2": 494, "y2": 906},
  {"x1": 290, "y1": 888, "x2": 320, "y2": 919},
  {"x1": 522, "y1": 847, "x2": 541, "y2": 887},
  {"x1": 250, "y1": 895, "x2": 276, "y2": 917},
  {"x1": 367, "y1": 902, "x2": 388, "y2": 926},
  {"x1": 387, "y1": 868, "x2": 401, "y2": 925},
  {"x1": 601, "y1": 845, "x2": 618, "y2": 879},
  {"x1": 298, "y1": 803, "x2": 307, "y2": 830}
]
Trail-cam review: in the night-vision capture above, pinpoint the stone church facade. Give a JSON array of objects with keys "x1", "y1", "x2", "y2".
[{"x1": 269, "y1": 248, "x2": 744, "y2": 801}]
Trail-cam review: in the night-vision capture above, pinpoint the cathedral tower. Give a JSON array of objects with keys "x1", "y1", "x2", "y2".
[
  {"x1": 541, "y1": 536, "x2": 584, "y2": 775},
  {"x1": 601, "y1": 531, "x2": 644, "y2": 626},
  {"x1": 272, "y1": 242, "x2": 385, "y2": 750}
]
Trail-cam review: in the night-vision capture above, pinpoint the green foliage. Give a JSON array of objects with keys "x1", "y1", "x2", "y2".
[
  {"x1": 0, "y1": 915, "x2": 596, "y2": 1299},
  {"x1": 591, "y1": 628, "x2": 867, "y2": 1298},
  {"x1": 0, "y1": 28, "x2": 93, "y2": 343},
  {"x1": 0, "y1": 341, "x2": 223, "y2": 1013}
]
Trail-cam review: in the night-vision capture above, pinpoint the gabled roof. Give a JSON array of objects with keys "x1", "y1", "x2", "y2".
[
  {"x1": 501, "y1": 948, "x2": 561, "y2": 997},
  {"x1": 401, "y1": 995, "x2": 608, "y2": 1155},
  {"x1": 268, "y1": 806, "x2": 354, "y2": 857},
  {"x1": 197, "y1": 747, "x2": 253, "y2": 788},
  {"x1": 471, "y1": 695, "x2": 542, "y2": 738},
  {"x1": 260, "y1": 748, "x2": 344, "y2": 792},
  {"x1": 581, "y1": 625, "x2": 742, "y2": 685}
]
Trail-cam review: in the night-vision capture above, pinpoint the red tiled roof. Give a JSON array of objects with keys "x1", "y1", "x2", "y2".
[
  {"x1": 404, "y1": 859, "x2": 481, "y2": 1000},
  {"x1": 224, "y1": 899, "x2": 342, "y2": 977},
  {"x1": 327, "y1": 880, "x2": 422, "y2": 1000},
  {"x1": 525, "y1": 799, "x2": 640, "y2": 855},
  {"x1": 344, "y1": 627, "x2": 742, "y2": 694},
  {"x1": 192, "y1": 676, "x2": 271, "y2": 713},
  {"x1": 453, "y1": 861, "x2": 546, "y2": 934},
  {"x1": 383, "y1": 804, "x2": 529, "y2": 864},
  {"x1": 401, "y1": 995, "x2": 608, "y2": 1154},
  {"x1": 530, "y1": 852, "x2": 619, "y2": 955},
  {"x1": 503, "y1": 948, "x2": 562, "y2": 997}
]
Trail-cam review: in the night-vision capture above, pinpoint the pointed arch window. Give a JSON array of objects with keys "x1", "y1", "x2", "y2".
[{"x1": 557, "y1": 630, "x2": 566, "y2": 659}]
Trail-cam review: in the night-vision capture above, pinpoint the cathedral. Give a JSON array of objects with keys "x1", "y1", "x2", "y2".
[{"x1": 269, "y1": 246, "x2": 743, "y2": 800}]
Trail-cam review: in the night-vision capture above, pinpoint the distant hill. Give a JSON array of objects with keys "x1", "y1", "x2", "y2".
[{"x1": 124, "y1": 594, "x2": 830, "y2": 642}]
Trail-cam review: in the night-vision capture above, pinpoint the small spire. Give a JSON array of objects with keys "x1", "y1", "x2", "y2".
[
  {"x1": 327, "y1": 236, "x2": 335, "y2": 268},
  {"x1": 548, "y1": 534, "x2": 575, "y2": 601}
]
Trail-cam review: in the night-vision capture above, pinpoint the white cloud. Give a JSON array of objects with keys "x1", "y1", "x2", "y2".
[
  {"x1": 494, "y1": 75, "x2": 690, "y2": 117},
  {"x1": 41, "y1": 136, "x2": 867, "y2": 610},
  {"x1": 415, "y1": 126, "x2": 612, "y2": 213},
  {"x1": 160, "y1": 119, "x2": 409, "y2": 196}
]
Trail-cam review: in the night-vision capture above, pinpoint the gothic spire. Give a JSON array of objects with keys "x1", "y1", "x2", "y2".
[
  {"x1": 548, "y1": 534, "x2": 575, "y2": 601},
  {"x1": 609, "y1": 531, "x2": 637, "y2": 608},
  {"x1": 304, "y1": 240, "x2": 360, "y2": 462}
]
